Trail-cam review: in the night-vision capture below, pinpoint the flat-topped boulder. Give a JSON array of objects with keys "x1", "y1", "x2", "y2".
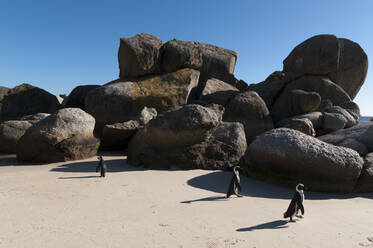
[
  {"x1": 128, "y1": 104, "x2": 246, "y2": 170},
  {"x1": 0, "y1": 84, "x2": 60, "y2": 122},
  {"x1": 161, "y1": 39, "x2": 238, "y2": 91},
  {"x1": 200, "y1": 78, "x2": 239, "y2": 106},
  {"x1": 85, "y1": 68, "x2": 199, "y2": 134},
  {"x1": 283, "y1": 34, "x2": 368, "y2": 99},
  {"x1": 100, "y1": 107, "x2": 157, "y2": 151},
  {"x1": 244, "y1": 128, "x2": 364, "y2": 193},
  {"x1": 118, "y1": 33, "x2": 162, "y2": 78},
  {"x1": 17, "y1": 108, "x2": 99, "y2": 163}
]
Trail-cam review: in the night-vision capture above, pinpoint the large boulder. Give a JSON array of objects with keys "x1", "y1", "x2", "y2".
[
  {"x1": 0, "y1": 84, "x2": 61, "y2": 122},
  {"x1": 318, "y1": 122, "x2": 373, "y2": 156},
  {"x1": 63, "y1": 85, "x2": 101, "y2": 110},
  {"x1": 161, "y1": 39, "x2": 238, "y2": 93},
  {"x1": 271, "y1": 75, "x2": 352, "y2": 122},
  {"x1": 85, "y1": 68, "x2": 199, "y2": 134},
  {"x1": 223, "y1": 91, "x2": 273, "y2": 144},
  {"x1": 324, "y1": 105, "x2": 358, "y2": 128},
  {"x1": 200, "y1": 78, "x2": 239, "y2": 106},
  {"x1": 100, "y1": 107, "x2": 157, "y2": 151},
  {"x1": 283, "y1": 34, "x2": 368, "y2": 99},
  {"x1": 20, "y1": 113, "x2": 51, "y2": 124},
  {"x1": 127, "y1": 104, "x2": 246, "y2": 170},
  {"x1": 282, "y1": 112, "x2": 323, "y2": 130},
  {"x1": 245, "y1": 128, "x2": 364, "y2": 193},
  {"x1": 322, "y1": 113, "x2": 347, "y2": 132},
  {"x1": 355, "y1": 153, "x2": 373, "y2": 192},
  {"x1": 0, "y1": 120, "x2": 32, "y2": 154},
  {"x1": 118, "y1": 33, "x2": 162, "y2": 78},
  {"x1": 17, "y1": 108, "x2": 100, "y2": 163}
]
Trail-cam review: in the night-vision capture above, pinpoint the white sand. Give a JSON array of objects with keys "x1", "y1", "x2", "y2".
[{"x1": 0, "y1": 154, "x2": 372, "y2": 248}]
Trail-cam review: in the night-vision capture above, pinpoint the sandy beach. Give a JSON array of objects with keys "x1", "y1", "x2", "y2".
[{"x1": 0, "y1": 153, "x2": 372, "y2": 248}]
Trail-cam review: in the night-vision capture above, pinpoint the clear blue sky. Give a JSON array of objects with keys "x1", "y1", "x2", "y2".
[{"x1": 0, "y1": 0, "x2": 372, "y2": 115}]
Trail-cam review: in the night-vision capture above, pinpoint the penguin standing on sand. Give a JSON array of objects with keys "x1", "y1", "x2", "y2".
[
  {"x1": 96, "y1": 156, "x2": 107, "y2": 177},
  {"x1": 226, "y1": 166, "x2": 242, "y2": 198},
  {"x1": 283, "y1": 183, "x2": 305, "y2": 222}
]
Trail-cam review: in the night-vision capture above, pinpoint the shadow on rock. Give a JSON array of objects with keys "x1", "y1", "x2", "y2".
[
  {"x1": 186, "y1": 171, "x2": 373, "y2": 200},
  {"x1": 50, "y1": 158, "x2": 147, "y2": 174},
  {"x1": 236, "y1": 220, "x2": 288, "y2": 232}
]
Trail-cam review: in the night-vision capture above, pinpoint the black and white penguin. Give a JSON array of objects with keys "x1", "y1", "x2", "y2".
[
  {"x1": 226, "y1": 166, "x2": 242, "y2": 198},
  {"x1": 283, "y1": 183, "x2": 305, "y2": 222},
  {"x1": 96, "y1": 156, "x2": 107, "y2": 177}
]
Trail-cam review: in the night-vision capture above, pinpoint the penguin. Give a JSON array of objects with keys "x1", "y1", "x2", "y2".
[
  {"x1": 226, "y1": 166, "x2": 242, "y2": 198},
  {"x1": 283, "y1": 183, "x2": 305, "y2": 222},
  {"x1": 96, "y1": 156, "x2": 107, "y2": 177}
]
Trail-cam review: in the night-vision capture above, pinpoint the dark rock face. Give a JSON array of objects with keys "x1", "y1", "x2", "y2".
[
  {"x1": 223, "y1": 91, "x2": 273, "y2": 144},
  {"x1": 0, "y1": 84, "x2": 61, "y2": 122},
  {"x1": 127, "y1": 104, "x2": 246, "y2": 170},
  {"x1": 100, "y1": 107, "x2": 157, "y2": 151},
  {"x1": 324, "y1": 105, "x2": 358, "y2": 128},
  {"x1": 290, "y1": 89, "x2": 321, "y2": 115},
  {"x1": 63, "y1": 85, "x2": 101, "y2": 110},
  {"x1": 200, "y1": 78, "x2": 239, "y2": 106},
  {"x1": 118, "y1": 33, "x2": 162, "y2": 78},
  {"x1": 283, "y1": 34, "x2": 368, "y2": 99},
  {"x1": 161, "y1": 39, "x2": 238, "y2": 91},
  {"x1": 276, "y1": 118, "x2": 316, "y2": 136},
  {"x1": 245, "y1": 128, "x2": 364, "y2": 193},
  {"x1": 318, "y1": 122, "x2": 373, "y2": 156},
  {"x1": 355, "y1": 153, "x2": 373, "y2": 192},
  {"x1": 17, "y1": 108, "x2": 100, "y2": 163},
  {"x1": 285, "y1": 112, "x2": 323, "y2": 130},
  {"x1": 271, "y1": 75, "x2": 351, "y2": 122},
  {"x1": 85, "y1": 68, "x2": 199, "y2": 134},
  {"x1": 0, "y1": 120, "x2": 32, "y2": 154},
  {"x1": 247, "y1": 78, "x2": 285, "y2": 107},
  {"x1": 328, "y1": 38, "x2": 368, "y2": 99},
  {"x1": 323, "y1": 113, "x2": 347, "y2": 132}
]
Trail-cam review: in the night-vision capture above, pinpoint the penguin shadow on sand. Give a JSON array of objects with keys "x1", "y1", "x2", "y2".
[
  {"x1": 236, "y1": 220, "x2": 289, "y2": 232},
  {"x1": 51, "y1": 154, "x2": 147, "y2": 179}
]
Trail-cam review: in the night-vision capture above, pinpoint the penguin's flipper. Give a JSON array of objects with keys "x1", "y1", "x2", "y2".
[
  {"x1": 299, "y1": 203, "x2": 304, "y2": 215},
  {"x1": 226, "y1": 178, "x2": 234, "y2": 198}
]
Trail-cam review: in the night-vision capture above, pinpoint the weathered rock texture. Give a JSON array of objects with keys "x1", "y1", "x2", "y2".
[
  {"x1": 100, "y1": 107, "x2": 157, "y2": 151},
  {"x1": 127, "y1": 104, "x2": 246, "y2": 170},
  {"x1": 271, "y1": 75, "x2": 353, "y2": 122},
  {"x1": 0, "y1": 120, "x2": 33, "y2": 154},
  {"x1": 223, "y1": 91, "x2": 273, "y2": 144},
  {"x1": 318, "y1": 122, "x2": 373, "y2": 156},
  {"x1": 283, "y1": 34, "x2": 368, "y2": 99},
  {"x1": 276, "y1": 118, "x2": 316, "y2": 136},
  {"x1": 247, "y1": 78, "x2": 285, "y2": 107},
  {"x1": 85, "y1": 68, "x2": 199, "y2": 134},
  {"x1": 0, "y1": 84, "x2": 61, "y2": 122},
  {"x1": 63, "y1": 85, "x2": 100, "y2": 110},
  {"x1": 118, "y1": 33, "x2": 162, "y2": 78},
  {"x1": 355, "y1": 153, "x2": 373, "y2": 192},
  {"x1": 17, "y1": 108, "x2": 100, "y2": 163},
  {"x1": 245, "y1": 128, "x2": 364, "y2": 193}
]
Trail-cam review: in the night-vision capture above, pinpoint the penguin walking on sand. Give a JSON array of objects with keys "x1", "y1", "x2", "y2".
[
  {"x1": 226, "y1": 166, "x2": 242, "y2": 198},
  {"x1": 96, "y1": 156, "x2": 107, "y2": 177},
  {"x1": 283, "y1": 183, "x2": 305, "y2": 222}
]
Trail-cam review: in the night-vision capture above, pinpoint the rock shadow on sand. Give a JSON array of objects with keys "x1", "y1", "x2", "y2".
[
  {"x1": 236, "y1": 220, "x2": 289, "y2": 232},
  {"x1": 185, "y1": 171, "x2": 373, "y2": 200},
  {"x1": 50, "y1": 157, "x2": 147, "y2": 178}
]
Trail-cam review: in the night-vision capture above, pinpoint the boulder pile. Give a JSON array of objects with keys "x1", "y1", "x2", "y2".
[{"x1": 0, "y1": 33, "x2": 370, "y2": 193}]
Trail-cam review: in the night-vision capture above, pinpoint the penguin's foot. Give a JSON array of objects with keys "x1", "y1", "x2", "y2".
[
  {"x1": 296, "y1": 215, "x2": 304, "y2": 218},
  {"x1": 236, "y1": 194, "x2": 243, "y2": 198}
]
